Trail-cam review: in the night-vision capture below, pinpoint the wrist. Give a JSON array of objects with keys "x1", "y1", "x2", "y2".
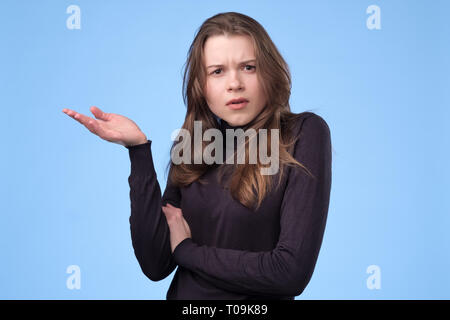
[
  {"x1": 136, "y1": 135, "x2": 148, "y2": 145},
  {"x1": 126, "y1": 134, "x2": 148, "y2": 147}
]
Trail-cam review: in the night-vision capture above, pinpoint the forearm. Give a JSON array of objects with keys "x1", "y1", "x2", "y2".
[{"x1": 127, "y1": 141, "x2": 177, "y2": 281}]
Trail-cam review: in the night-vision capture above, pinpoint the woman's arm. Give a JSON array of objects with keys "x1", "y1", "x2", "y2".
[
  {"x1": 171, "y1": 114, "x2": 332, "y2": 297},
  {"x1": 61, "y1": 107, "x2": 178, "y2": 281},
  {"x1": 127, "y1": 140, "x2": 181, "y2": 281}
]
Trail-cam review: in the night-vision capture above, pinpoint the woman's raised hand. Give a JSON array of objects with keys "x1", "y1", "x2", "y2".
[{"x1": 62, "y1": 106, "x2": 148, "y2": 147}]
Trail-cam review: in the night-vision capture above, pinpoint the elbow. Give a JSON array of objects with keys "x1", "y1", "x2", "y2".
[
  {"x1": 135, "y1": 248, "x2": 176, "y2": 282},
  {"x1": 132, "y1": 245, "x2": 174, "y2": 282},
  {"x1": 278, "y1": 277, "x2": 307, "y2": 297},
  {"x1": 278, "y1": 264, "x2": 314, "y2": 297},
  {"x1": 143, "y1": 269, "x2": 167, "y2": 282},
  {"x1": 286, "y1": 279, "x2": 308, "y2": 297},
  {"x1": 139, "y1": 260, "x2": 173, "y2": 282}
]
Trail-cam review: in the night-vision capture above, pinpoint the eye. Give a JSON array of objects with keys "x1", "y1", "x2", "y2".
[{"x1": 210, "y1": 65, "x2": 256, "y2": 75}]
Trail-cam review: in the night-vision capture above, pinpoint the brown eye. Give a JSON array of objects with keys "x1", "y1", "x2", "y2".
[
  {"x1": 245, "y1": 65, "x2": 256, "y2": 71},
  {"x1": 212, "y1": 68, "x2": 222, "y2": 74}
]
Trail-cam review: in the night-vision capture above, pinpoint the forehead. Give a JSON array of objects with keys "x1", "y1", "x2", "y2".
[{"x1": 203, "y1": 34, "x2": 255, "y2": 65}]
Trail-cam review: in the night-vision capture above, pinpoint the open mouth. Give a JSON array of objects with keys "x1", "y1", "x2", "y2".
[
  {"x1": 227, "y1": 97, "x2": 249, "y2": 105},
  {"x1": 227, "y1": 100, "x2": 249, "y2": 110}
]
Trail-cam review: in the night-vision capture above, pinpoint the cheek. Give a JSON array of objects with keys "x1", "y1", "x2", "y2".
[
  {"x1": 204, "y1": 80, "x2": 214, "y2": 98},
  {"x1": 206, "y1": 83, "x2": 222, "y2": 102},
  {"x1": 247, "y1": 78, "x2": 262, "y2": 94},
  {"x1": 254, "y1": 82, "x2": 267, "y2": 103}
]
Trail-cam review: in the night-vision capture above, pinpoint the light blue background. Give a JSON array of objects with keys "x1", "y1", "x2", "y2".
[{"x1": 1, "y1": 0, "x2": 448, "y2": 299}]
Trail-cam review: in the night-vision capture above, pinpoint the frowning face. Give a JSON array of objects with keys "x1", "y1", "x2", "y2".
[{"x1": 203, "y1": 34, "x2": 267, "y2": 127}]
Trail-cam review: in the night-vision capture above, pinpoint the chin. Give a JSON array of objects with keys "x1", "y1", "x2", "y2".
[{"x1": 224, "y1": 114, "x2": 252, "y2": 127}]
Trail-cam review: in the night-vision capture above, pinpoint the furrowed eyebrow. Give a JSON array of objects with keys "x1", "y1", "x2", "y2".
[{"x1": 207, "y1": 59, "x2": 256, "y2": 69}]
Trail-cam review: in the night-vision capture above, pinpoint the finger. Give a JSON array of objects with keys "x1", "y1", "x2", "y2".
[
  {"x1": 63, "y1": 108, "x2": 87, "y2": 125},
  {"x1": 85, "y1": 117, "x2": 106, "y2": 136},
  {"x1": 163, "y1": 207, "x2": 177, "y2": 217},
  {"x1": 63, "y1": 108, "x2": 91, "y2": 125},
  {"x1": 166, "y1": 203, "x2": 181, "y2": 212},
  {"x1": 63, "y1": 108, "x2": 115, "y2": 141},
  {"x1": 90, "y1": 106, "x2": 109, "y2": 121},
  {"x1": 162, "y1": 206, "x2": 171, "y2": 216},
  {"x1": 165, "y1": 203, "x2": 178, "y2": 211},
  {"x1": 167, "y1": 208, "x2": 182, "y2": 217},
  {"x1": 76, "y1": 114, "x2": 99, "y2": 134},
  {"x1": 62, "y1": 108, "x2": 78, "y2": 117}
]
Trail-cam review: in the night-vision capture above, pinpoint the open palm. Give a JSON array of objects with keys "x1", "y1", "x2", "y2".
[{"x1": 62, "y1": 106, "x2": 147, "y2": 147}]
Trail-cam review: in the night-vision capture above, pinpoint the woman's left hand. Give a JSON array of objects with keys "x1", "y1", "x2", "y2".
[{"x1": 162, "y1": 203, "x2": 192, "y2": 253}]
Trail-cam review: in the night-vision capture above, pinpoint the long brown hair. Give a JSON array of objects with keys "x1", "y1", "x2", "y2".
[{"x1": 165, "y1": 12, "x2": 315, "y2": 211}]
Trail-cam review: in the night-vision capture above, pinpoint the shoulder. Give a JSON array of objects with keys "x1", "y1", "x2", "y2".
[
  {"x1": 287, "y1": 112, "x2": 332, "y2": 179},
  {"x1": 290, "y1": 111, "x2": 331, "y2": 142}
]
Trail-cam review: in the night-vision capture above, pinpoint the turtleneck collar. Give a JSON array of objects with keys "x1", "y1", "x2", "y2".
[{"x1": 214, "y1": 114, "x2": 252, "y2": 133}]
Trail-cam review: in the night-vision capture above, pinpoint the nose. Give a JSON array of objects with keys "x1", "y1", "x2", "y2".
[{"x1": 227, "y1": 70, "x2": 243, "y2": 91}]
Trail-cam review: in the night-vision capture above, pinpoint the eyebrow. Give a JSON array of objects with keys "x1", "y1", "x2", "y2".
[{"x1": 206, "y1": 59, "x2": 256, "y2": 69}]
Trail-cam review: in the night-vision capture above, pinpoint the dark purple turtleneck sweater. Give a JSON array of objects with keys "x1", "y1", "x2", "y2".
[{"x1": 125, "y1": 111, "x2": 332, "y2": 300}]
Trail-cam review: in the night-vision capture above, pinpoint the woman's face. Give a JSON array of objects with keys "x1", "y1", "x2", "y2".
[{"x1": 203, "y1": 34, "x2": 267, "y2": 127}]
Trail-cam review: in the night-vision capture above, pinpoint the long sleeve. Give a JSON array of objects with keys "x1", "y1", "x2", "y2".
[
  {"x1": 126, "y1": 140, "x2": 181, "y2": 281},
  {"x1": 171, "y1": 114, "x2": 332, "y2": 297}
]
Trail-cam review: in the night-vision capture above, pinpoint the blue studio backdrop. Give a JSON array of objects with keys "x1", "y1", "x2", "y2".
[{"x1": 0, "y1": 0, "x2": 448, "y2": 299}]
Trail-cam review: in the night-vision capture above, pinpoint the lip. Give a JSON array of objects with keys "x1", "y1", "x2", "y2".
[
  {"x1": 226, "y1": 97, "x2": 249, "y2": 105},
  {"x1": 227, "y1": 101, "x2": 249, "y2": 110},
  {"x1": 226, "y1": 97, "x2": 249, "y2": 110}
]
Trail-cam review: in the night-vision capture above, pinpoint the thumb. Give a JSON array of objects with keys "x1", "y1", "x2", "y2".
[{"x1": 90, "y1": 106, "x2": 108, "y2": 121}]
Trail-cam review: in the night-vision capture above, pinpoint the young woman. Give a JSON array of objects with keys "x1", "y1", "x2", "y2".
[{"x1": 62, "y1": 12, "x2": 332, "y2": 300}]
